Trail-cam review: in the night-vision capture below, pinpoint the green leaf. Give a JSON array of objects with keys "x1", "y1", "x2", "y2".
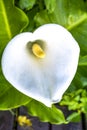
[
  {"x1": 80, "y1": 98, "x2": 87, "y2": 113},
  {"x1": 24, "y1": 6, "x2": 39, "y2": 32},
  {"x1": 67, "y1": 112, "x2": 81, "y2": 122},
  {"x1": 26, "y1": 100, "x2": 66, "y2": 124},
  {"x1": 34, "y1": 0, "x2": 87, "y2": 27},
  {"x1": 0, "y1": 84, "x2": 31, "y2": 110},
  {"x1": 18, "y1": 0, "x2": 36, "y2": 10},
  {"x1": 60, "y1": 89, "x2": 84, "y2": 112},
  {"x1": 44, "y1": 0, "x2": 56, "y2": 13},
  {"x1": 70, "y1": 20, "x2": 87, "y2": 55},
  {"x1": 66, "y1": 72, "x2": 84, "y2": 93},
  {"x1": 0, "y1": 0, "x2": 29, "y2": 110},
  {"x1": 79, "y1": 55, "x2": 87, "y2": 66},
  {"x1": 78, "y1": 66, "x2": 87, "y2": 87},
  {"x1": 34, "y1": 10, "x2": 51, "y2": 27}
]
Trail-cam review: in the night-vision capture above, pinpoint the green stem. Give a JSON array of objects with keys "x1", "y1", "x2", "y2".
[{"x1": 9, "y1": 109, "x2": 16, "y2": 116}]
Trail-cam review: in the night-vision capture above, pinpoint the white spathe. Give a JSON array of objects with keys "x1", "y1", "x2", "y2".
[{"x1": 1, "y1": 24, "x2": 80, "y2": 107}]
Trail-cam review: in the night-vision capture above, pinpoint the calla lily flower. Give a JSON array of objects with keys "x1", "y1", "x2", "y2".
[{"x1": 1, "y1": 24, "x2": 80, "y2": 107}]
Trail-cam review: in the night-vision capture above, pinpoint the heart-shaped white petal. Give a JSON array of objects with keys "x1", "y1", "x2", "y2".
[{"x1": 1, "y1": 24, "x2": 80, "y2": 107}]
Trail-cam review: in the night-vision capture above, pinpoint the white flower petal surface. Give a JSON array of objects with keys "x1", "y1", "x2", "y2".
[{"x1": 1, "y1": 24, "x2": 80, "y2": 107}]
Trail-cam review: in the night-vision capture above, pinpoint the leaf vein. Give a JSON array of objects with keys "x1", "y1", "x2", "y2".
[
  {"x1": 1, "y1": 0, "x2": 12, "y2": 39},
  {"x1": 67, "y1": 13, "x2": 87, "y2": 31}
]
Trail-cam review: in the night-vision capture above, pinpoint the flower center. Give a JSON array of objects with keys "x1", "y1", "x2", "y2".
[
  {"x1": 26, "y1": 40, "x2": 46, "y2": 59},
  {"x1": 32, "y1": 43, "x2": 45, "y2": 58}
]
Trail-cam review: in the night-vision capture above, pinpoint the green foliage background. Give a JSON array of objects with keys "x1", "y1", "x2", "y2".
[{"x1": 0, "y1": 0, "x2": 87, "y2": 124}]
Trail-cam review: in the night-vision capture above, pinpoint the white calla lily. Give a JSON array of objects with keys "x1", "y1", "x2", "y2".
[{"x1": 1, "y1": 24, "x2": 80, "y2": 107}]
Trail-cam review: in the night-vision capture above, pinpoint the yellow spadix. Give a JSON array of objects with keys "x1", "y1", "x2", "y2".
[{"x1": 32, "y1": 43, "x2": 45, "y2": 58}]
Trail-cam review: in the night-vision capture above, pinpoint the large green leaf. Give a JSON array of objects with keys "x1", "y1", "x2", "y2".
[
  {"x1": 0, "y1": 0, "x2": 29, "y2": 110},
  {"x1": 26, "y1": 100, "x2": 66, "y2": 124},
  {"x1": 34, "y1": 0, "x2": 86, "y2": 27}
]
